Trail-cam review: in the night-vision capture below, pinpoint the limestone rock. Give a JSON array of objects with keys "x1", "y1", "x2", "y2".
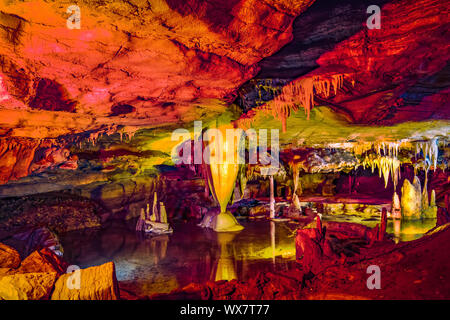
[
  {"x1": 18, "y1": 248, "x2": 66, "y2": 275},
  {"x1": 0, "y1": 272, "x2": 57, "y2": 300},
  {"x1": 423, "y1": 190, "x2": 438, "y2": 218},
  {"x1": 0, "y1": 268, "x2": 14, "y2": 276},
  {"x1": 401, "y1": 178, "x2": 422, "y2": 220},
  {"x1": 392, "y1": 192, "x2": 401, "y2": 219},
  {"x1": 51, "y1": 262, "x2": 119, "y2": 300},
  {"x1": 0, "y1": 243, "x2": 20, "y2": 269}
]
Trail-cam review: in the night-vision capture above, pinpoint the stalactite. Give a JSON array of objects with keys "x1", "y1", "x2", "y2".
[
  {"x1": 416, "y1": 139, "x2": 439, "y2": 170},
  {"x1": 361, "y1": 154, "x2": 401, "y2": 189},
  {"x1": 236, "y1": 72, "x2": 351, "y2": 132},
  {"x1": 268, "y1": 74, "x2": 348, "y2": 129}
]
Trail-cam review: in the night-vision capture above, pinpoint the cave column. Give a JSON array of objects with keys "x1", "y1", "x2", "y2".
[{"x1": 269, "y1": 174, "x2": 275, "y2": 219}]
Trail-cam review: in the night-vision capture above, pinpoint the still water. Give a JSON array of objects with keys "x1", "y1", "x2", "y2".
[
  {"x1": 321, "y1": 213, "x2": 436, "y2": 242},
  {"x1": 60, "y1": 214, "x2": 435, "y2": 296},
  {"x1": 60, "y1": 220, "x2": 297, "y2": 296}
]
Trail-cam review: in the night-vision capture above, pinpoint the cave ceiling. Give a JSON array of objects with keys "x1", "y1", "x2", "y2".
[{"x1": 0, "y1": 0, "x2": 449, "y2": 188}]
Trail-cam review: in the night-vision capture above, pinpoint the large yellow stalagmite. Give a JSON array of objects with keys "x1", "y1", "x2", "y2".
[
  {"x1": 401, "y1": 177, "x2": 422, "y2": 220},
  {"x1": 208, "y1": 124, "x2": 244, "y2": 232}
]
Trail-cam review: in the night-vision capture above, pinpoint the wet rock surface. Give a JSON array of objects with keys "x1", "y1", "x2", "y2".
[{"x1": 0, "y1": 243, "x2": 20, "y2": 269}]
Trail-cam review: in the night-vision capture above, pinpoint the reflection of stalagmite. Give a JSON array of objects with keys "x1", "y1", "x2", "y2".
[
  {"x1": 393, "y1": 219, "x2": 401, "y2": 243},
  {"x1": 211, "y1": 232, "x2": 238, "y2": 281},
  {"x1": 422, "y1": 181, "x2": 429, "y2": 212},
  {"x1": 270, "y1": 221, "x2": 276, "y2": 266},
  {"x1": 135, "y1": 208, "x2": 146, "y2": 231}
]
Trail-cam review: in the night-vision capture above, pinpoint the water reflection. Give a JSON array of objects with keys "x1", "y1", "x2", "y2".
[
  {"x1": 322, "y1": 213, "x2": 436, "y2": 242},
  {"x1": 209, "y1": 231, "x2": 239, "y2": 281},
  {"x1": 60, "y1": 220, "x2": 296, "y2": 296},
  {"x1": 387, "y1": 218, "x2": 436, "y2": 242},
  {"x1": 59, "y1": 211, "x2": 435, "y2": 296}
]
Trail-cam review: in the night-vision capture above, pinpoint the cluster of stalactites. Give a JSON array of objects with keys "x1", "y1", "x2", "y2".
[
  {"x1": 70, "y1": 125, "x2": 140, "y2": 149},
  {"x1": 353, "y1": 141, "x2": 404, "y2": 158},
  {"x1": 236, "y1": 73, "x2": 350, "y2": 132},
  {"x1": 356, "y1": 141, "x2": 404, "y2": 189},
  {"x1": 415, "y1": 138, "x2": 439, "y2": 170},
  {"x1": 361, "y1": 155, "x2": 401, "y2": 189}
]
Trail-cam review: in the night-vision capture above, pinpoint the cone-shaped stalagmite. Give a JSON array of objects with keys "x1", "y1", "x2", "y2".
[
  {"x1": 401, "y1": 177, "x2": 422, "y2": 220},
  {"x1": 151, "y1": 192, "x2": 159, "y2": 221},
  {"x1": 423, "y1": 189, "x2": 438, "y2": 218},
  {"x1": 159, "y1": 202, "x2": 167, "y2": 223},
  {"x1": 400, "y1": 175, "x2": 437, "y2": 219},
  {"x1": 392, "y1": 192, "x2": 401, "y2": 219},
  {"x1": 422, "y1": 174, "x2": 429, "y2": 212}
]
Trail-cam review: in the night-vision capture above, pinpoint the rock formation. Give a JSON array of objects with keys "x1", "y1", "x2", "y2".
[
  {"x1": 400, "y1": 176, "x2": 438, "y2": 220},
  {"x1": 51, "y1": 262, "x2": 119, "y2": 300}
]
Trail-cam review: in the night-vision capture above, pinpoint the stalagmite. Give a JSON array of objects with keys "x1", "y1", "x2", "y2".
[
  {"x1": 392, "y1": 192, "x2": 401, "y2": 219},
  {"x1": 151, "y1": 192, "x2": 159, "y2": 221},
  {"x1": 400, "y1": 174, "x2": 437, "y2": 220},
  {"x1": 208, "y1": 124, "x2": 244, "y2": 232},
  {"x1": 141, "y1": 193, "x2": 173, "y2": 234},
  {"x1": 430, "y1": 189, "x2": 436, "y2": 207},
  {"x1": 135, "y1": 208, "x2": 146, "y2": 231},
  {"x1": 423, "y1": 189, "x2": 438, "y2": 218},
  {"x1": 422, "y1": 179, "x2": 429, "y2": 212},
  {"x1": 159, "y1": 202, "x2": 167, "y2": 224},
  {"x1": 400, "y1": 177, "x2": 422, "y2": 220}
]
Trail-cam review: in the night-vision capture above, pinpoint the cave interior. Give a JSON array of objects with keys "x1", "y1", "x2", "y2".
[{"x1": 0, "y1": 0, "x2": 449, "y2": 300}]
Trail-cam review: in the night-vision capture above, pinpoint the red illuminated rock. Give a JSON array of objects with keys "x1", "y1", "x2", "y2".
[
  {"x1": 237, "y1": 0, "x2": 450, "y2": 127},
  {"x1": 17, "y1": 248, "x2": 67, "y2": 276},
  {"x1": 0, "y1": 0, "x2": 317, "y2": 185},
  {"x1": 0, "y1": 0, "x2": 314, "y2": 136},
  {"x1": 0, "y1": 243, "x2": 21, "y2": 269}
]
